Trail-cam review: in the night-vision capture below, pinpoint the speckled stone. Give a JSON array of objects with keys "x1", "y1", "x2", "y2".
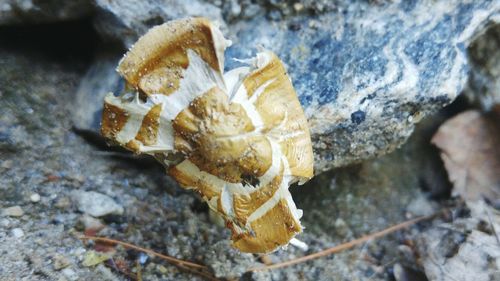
[
  {"x1": 0, "y1": 0, "x2": 93, "y2": 25},
  {"x1": 77, "y1": 0, "x2": 500, "y2": 173},
  {"x1": 92, "y1": 0, "x2": 224, "y2": 47},
  {"x1": 0, "y1": 45, "x2": 455, "y2": 280},
  {"x1": 71, "y1": 191, "x2": 124, "y2": 217},
  {"x1": 3, "y1": 206, "x2": 24, "y2": 217},
  {"x1": 226, "y1": 1, "x2": 500, "y2": 172},
  {"x1": 465, "y1": 23, "x2": 500, "y2": 110},
  {"x1": 417, "y1": 202, "x2": 500, "y2": 281},
  {"x1": 11, "y1": 228, "x2": 24, "y2": 238}
]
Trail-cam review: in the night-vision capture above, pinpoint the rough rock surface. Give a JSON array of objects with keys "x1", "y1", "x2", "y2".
[
  {"x1": 75, "y1": 0, "x2": 500, "y2": 172},
  {"x1": 234, "y1": 0, "x2": 500, "y2": 173},
  {"x1": 92, "y1": 0, "x2": 225, "y2": 47},
  {"x1": 2, "y1": 0, "x2": 500, "y2": 280},
  {"x1": 0, "y1": 0, "x2": 93, "y2": 25},
  {"x1": 417, "y1": 201, "x2": 500, "y2": 281},
  {"x1": 465, "y1": 23, "x2": 500, "y2": 111},
  {"x1": 72, "y1": 190, "x2": 124, "y2": 217},
  {"x1": 0, "y1": 42, "x2": 455, "y2": 280}
]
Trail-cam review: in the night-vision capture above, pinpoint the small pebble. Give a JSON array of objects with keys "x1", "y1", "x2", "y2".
[
  {"x1": 293, "y1": 3, "x2": 304, "y2": 12},
  {"x1": 397, "y1": 244, "x2": 416, "y2": 262},
  {"x1": 334, "y1": 218, "x2": 350, "y2": 237},
  {"x1": 3, "y1": 206, "x2": 24, "y2": 217},
  {"x1": 407, "y1": 196, "x2": 435, "y2": 217},
  {"x1": 78, "y1": 214, "x2": 104, "y2": 231},
  {"x1": 1, "y1": 218, "x2": 10, "y2": 228},
  {"x1": 72, "y1": 247, "x2": 87, "y2": 261},
  {"x1": 62, "y1": 268, "x2": 78, "y2": 281},
  {"x1": 11, "y1": 228, "x2": 24, "y2": 238},
  {"x1": 157, "y1": 265, "x2": 168, "y2": 274},
  {"x1": 30, "y1": 193, "x2": 41, "y2": 203},
  {"x1": 53, "y1": 254, "x2": 70, "y2": 270},
  {"x1": 1, "y1": 160, "x2": 13, "y2": 168},
  {"x1": 138, "y1": 252, "x2": 149, "y2": 264},
  {"x1": 96, "y1": 264, "x2": 118, "y2": 280},
  {"x1": 72, "y1": 191, "x2": 123, "y2": 217},
  {"x1": 55, "y1": 197, "x2": 71, "y2": 209}
]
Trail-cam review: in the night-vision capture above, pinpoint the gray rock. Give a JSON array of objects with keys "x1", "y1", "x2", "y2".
[
  {"x1": 1, "y1": 2, "x2": 498, "y2": 280},
  {"x1": 393, "y1": 263, "x2": 428, "y2": 281},
  {"x1": 29, "y1": 193, "x2": 40, "y2": 203},
  {"x1": 52, "y1": 254, "x2": 70, "y2": 270},
  {"x1": 1, "y1": 218, "x2": 10, "y2": 228},
  {"x1": 465, "y1": 23, "x2": 500, "y2": 110},
  {"x1": 72, "y1": 191, "x2": 124, "y2": 217},
  {"x1": 0, "y1": 43, "x2": 453, "y2": 279},
  {"x1": 77, "y1": 214, "x2": 104, "y2": 231},
  {"x1": 0, "y1": 47, "x2": 124, "y2": 281},
  {"x1": 202, "y1": 240, "x2": 255, "y2": 279},
  {"x1": 3, "y1": 206, "x2": 24, "y2": 217},
  {"x1": 61, "y1": 268, "x2": 79, "y2": 281},
  {"x1": 417, "y1": 201, "x2": 500, "y2": 281},
  {"x1": 92, "y1": 0, "x2": 224, "y2": 47},
  {"x1": 0, "y1": 0, "x2": 93, "y2": 25},
  {"x1": 259, "y1": 114, "x2": 452, "y2": 280},
  {"x1": 77, "y1": 0, "x2": 500, "y2": 173},
  {"x1": 73, "y1": 53, "x2": 122, "y2": 131},
  {"x1": 226, "y1": 0, "x2": 500, "y2": 172},
  {"x1": 406, "y1": 195, "x2": 437, "y2": 217},
  {"x1": 11, "y1": 228, "x2": 24, "y2": 238}
]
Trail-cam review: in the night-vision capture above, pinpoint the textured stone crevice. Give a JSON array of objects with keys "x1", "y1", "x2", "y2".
[
  {"x1": 465, "y1": 23, "x2": 500, "y2": 111},
  {"x1": 0, "y1": 0, "x2": 500, "y2": 280},
  {"x1": 2, "y1": 1, "x2": 499, "y2": 173},
  {"x1": 56, "y1": 0, "x2": 500, "y2": 174}
]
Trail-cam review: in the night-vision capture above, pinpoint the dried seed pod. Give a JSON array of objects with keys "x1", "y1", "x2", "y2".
[{"x1": 101, "y1": 17, "x2": 314, "y2": 253}]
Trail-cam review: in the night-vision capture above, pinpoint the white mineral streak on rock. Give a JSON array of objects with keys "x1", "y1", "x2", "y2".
[
  {"x1": 312, "y1": 42, "x2": 401, "y2": 134},
  {"x1": 459, "y1": 9, "x2": 494, "y2": 44},
  {"x1": 419, "y1": 2, "x2": 455, "y2": 28},
  {"x1": 297, "y1": 0, "x2": 500, "y2": 173},
  {"x1": 390, "y1": 42, "x2": 419, "y2": 97},
  {"x1": 75, "y1": 1, "x2": 500, "y2": 176},
  {"x1": 439, "y1": 45, "x2": 467, "y2": 99}
]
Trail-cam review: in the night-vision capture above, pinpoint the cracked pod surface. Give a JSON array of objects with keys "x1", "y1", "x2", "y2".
[{"x1": 101, "y1": 17, "x2": 314, "y2": 253}]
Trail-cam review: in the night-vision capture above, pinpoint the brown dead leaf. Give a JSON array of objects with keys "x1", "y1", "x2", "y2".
[{"x1": 432, "y1": 110, "x2": 500, "y2": 204}]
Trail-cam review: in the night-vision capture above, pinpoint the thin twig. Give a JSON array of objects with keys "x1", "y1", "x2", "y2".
[
  {"x1": 81, "y1": 235, "x2": 206, "y2": 270},
  {"x1": 80, "y1": 236, "x2": 220, "y2": 281},
  {"x1": 175, "y1": 263, "x2": 221, "y2": 281},
  {"x1": 250, "y1": 213, "x2": 439, "y2": 271}
]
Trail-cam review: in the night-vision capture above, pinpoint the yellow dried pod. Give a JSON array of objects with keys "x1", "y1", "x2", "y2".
[{"x1": 101, "y1": 17, "x2": 314, "y2": 253}]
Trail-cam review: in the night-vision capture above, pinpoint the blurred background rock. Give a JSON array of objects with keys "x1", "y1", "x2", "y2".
[{"x1": 1, "y1": 1, "x2": 499, "y2": 280}]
